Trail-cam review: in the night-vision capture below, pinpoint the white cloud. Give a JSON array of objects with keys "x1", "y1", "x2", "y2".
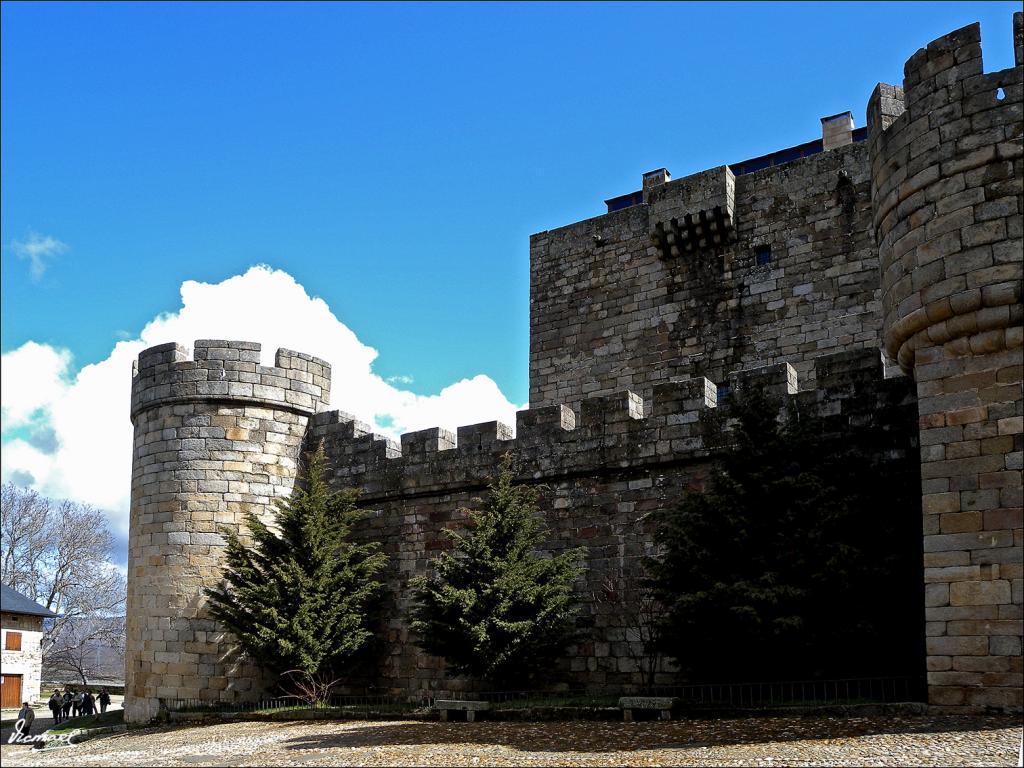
[
  {"x1": 0, "y1": 265, "x2": 525, "y2": 557},
  {"x1": 0, "y1": 341, "x2": 73, "y2": 424},
  {"x1": 10, "y1": 232, "x2": 68, "y2": 280}
]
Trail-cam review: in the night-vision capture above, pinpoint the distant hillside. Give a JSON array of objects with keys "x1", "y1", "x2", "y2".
[{"x1": 43, "y1": 614, "x2": 125, "y2": 685}]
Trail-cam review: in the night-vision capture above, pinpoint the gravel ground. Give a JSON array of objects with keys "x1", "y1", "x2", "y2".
[{"x1": 1, "y1": 715, "x2": 1020, "y2": 767}]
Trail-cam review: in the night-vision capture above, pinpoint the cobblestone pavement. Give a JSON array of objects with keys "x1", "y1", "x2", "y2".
[{"x1": 1, "y1": 715, "x2": 1020, "y2": 767}]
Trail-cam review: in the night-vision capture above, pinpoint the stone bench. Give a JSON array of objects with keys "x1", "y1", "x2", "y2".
[
  {"x1": 618, "y1": 696, "x2": 678, "y2": 722},
  {"x1": 434, "y1": 699, "x2": 490, "y2": 722}
]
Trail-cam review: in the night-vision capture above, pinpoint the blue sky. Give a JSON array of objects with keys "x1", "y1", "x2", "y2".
[
  {"x1": 3, "y1": 1, "x2": 1019, "y2": 396},
  {"x1": 1, "y1": 1, "x2": 1020, "y2": 558}
]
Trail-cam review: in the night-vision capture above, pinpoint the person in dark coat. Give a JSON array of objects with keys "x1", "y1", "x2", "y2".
[
  {"x1": 61, "y1": 689, "x2": 73, "y2": 719},
  {"x1": 48, "y1": 690, "x2": 63, "y2": 724},
  {"x1": 98, "y1": 689, "x2": 111, "y2": 714}
]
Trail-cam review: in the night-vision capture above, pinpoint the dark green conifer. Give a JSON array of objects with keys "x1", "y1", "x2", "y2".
[
  {"x1": 648, "y1": 386, "x2": 921, "y2": 682},
  {"x1": 409, "y1": 453, "x2": 586, "y2": 686},
  {"x1": 205, "y1": 442, "x2": 387, "y2": 679}
]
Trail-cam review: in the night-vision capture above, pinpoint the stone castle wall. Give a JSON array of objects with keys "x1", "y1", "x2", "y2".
[
  {"x1": 529, "y1": 136, "x2": 881, "y2": 412},
  {"x1": 868, "y1": 16, "x2": 1023, "y2": 711},
  {"x1": 123, "y1": 14, "x2": 1023, "y2": 721},
  {"x1": 125, "y1": 340, "x2": 331, "y2": 722},
  {"x1": 124, "y1": 343, "x2": 918, "y2": 709},
  {"x1": 309, "y1": 349, "x2": 919, "y2": 697}
]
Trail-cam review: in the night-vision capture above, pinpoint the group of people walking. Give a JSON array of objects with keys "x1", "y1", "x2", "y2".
[{"x1": 46, "y1": 687, "x2": 111, "y2": 724}]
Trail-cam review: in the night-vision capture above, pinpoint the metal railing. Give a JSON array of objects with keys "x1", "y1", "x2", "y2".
[
  {"x1": 162, "y1": 675, "x2": 924, "y2": 716},
  {"x1": 646, "y1": 675, "x2": 924, "y2": 708},
  {"x1": 164, "y1": 693, "x2": 426, "y2": 715}
]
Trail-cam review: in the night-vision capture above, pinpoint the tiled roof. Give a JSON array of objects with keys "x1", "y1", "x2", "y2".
[{"x1": 0, "y1": 584, "x2": 59, "y2": 618}]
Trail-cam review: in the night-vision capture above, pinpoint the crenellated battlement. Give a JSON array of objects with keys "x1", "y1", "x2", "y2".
[
  {"x1": 865, "y1": 13, "x2": 1023, "y2": 713},
  {"x1": 123, "y1": 14, "x2": 1021, "y2": 720},
  {"x1": 311, "y1": 351, "x2": 896, "y2": 503},
  {"x1": 867, "y1": 14, "x2": 1023, "y2": 373},
  {"x1": 130, "y1": 339, "x2": 332, "y2": 421},
  {"x1": 125, "y1": 339, "x2": 335, "y2": 723},
  {"x1": 312, "y1": 383, "x2": 707, "y2": 499}
]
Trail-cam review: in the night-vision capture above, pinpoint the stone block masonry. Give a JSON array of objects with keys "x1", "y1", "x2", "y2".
[
  {"x1": 0, "y1": 613, "x2": 46, "y2": 705},
  {"x1": 123, "y1": 12, "x2": 1022, "y2": 721},
  {"x1": 868, "y1": 16, "x2": 1023, "y2": 711},
  {"x1": 125, "y1": 344, "x2": 918, "y2": 717},
  {"x1": 307, "y1": 350, "x2": 919, "y2": 699},
  {"x1": 125, "y1": 340, "x2": 331, "y2": 723},
  {"x1": 529, "y1": 122, "x2": 881, "y2": 413}
]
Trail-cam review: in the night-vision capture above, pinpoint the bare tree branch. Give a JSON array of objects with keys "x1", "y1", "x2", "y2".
[
  {"x1": 44, "y1": 616, "x2": 126, "y2": 685},
  {"x1": 1, "y1": 482, "x2": 127, "y2": 675},
  {"x1": 1, "y1": 483, "x2": 50, "y2": 598},
  {"x1": 593, "y1": 565, "x2": 666, "y2": 692}
]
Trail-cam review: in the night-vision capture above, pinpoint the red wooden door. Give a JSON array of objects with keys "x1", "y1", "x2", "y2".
[{"x1": 1, "y1": 673, "x2": 23, "y2": 708}]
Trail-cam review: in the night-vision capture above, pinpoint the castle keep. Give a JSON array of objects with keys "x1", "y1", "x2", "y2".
[{"x1": 124, "y1": 16, "x2": 1023, "y2": 722}]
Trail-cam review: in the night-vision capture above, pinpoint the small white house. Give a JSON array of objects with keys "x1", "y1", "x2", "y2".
[{"x1": 1, "y1": 584, "x2": 58, "y2": 708}]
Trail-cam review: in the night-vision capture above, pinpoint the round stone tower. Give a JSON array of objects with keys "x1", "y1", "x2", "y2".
[
  {"x1": 125, "y1": 339, "x2": 331, "y2": 723},
  {"x1": 868, "y1": 16, "x2": 1023, "y2": 712}
]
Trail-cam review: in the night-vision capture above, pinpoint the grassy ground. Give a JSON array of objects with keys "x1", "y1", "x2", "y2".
[
  {"x1": 183, "y1": 694, "x2": 879, "y2": 717},
  {"x1": 187, "y1": 696, "x2": 620, "y2": 716},
  {"x1": 46, "y1": 708, "x2": 123, "y2": 735}
]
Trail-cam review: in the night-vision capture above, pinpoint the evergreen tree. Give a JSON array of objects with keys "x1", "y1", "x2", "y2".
[
  {"x1": 409, "y1": 453, "x2": 586, "y2": 686},
  {"x1": 647, "y1": 386, "x2": 922, "y2": 682},
  {"x1": 205, "y1": 443, "x2": 387, "y2": 681}
]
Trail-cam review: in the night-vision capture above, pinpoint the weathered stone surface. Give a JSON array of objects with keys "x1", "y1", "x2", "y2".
[
  {"x1": 530, "y1": 139, "x2": 882, "y2": 412},
  {"x1": 434, "y1": 700, "x2": 491, "y2": 711},
  {"x1": 619, "y1": 696, "x2": 678, "y2": 709},
  {"x1": 869, "y1": 13, "x2": 1022, "y2": 713},
  {"x1": 620, "y1": 695, "x2": 678, "y2": 721},
  {"x1": 949, "y1": 580, "x2": 1012, "y2": 606},
  {"x1": 125, "y1": 342, "x2": 330, "y2": 724},
  {"x1": 435, "y1": 699, "x2": 490, "y2": 722},
  {"x1": 124, "y1": 11, "x2": 1022, "y2": 725}
]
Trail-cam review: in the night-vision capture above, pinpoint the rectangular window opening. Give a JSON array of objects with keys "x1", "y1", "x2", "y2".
[
  {"x1": 5, "y1": 631, "x2": 22, "y2": 651},
  {"x1": 755, "y1": 245, "x2": 772, "y2": 266}
]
